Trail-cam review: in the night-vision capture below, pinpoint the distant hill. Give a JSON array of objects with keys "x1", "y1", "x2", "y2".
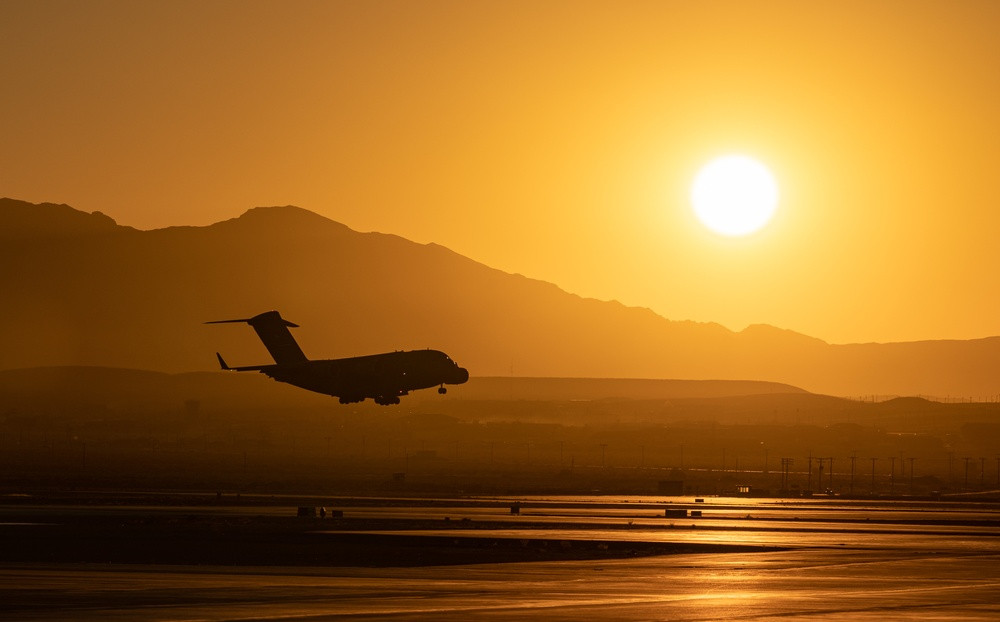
[
  {"x1": 0, "y1": 366, "x2": 805, "y2": 415},
  {"x1": 2, "y1": 197, "x2": 1000, "y2": 396},
  {"x1": 456, "y1": 377, "x2": 805, "y2": 400},
  {"x1": 3, "y1": 366, "x2": 996, "y2": 438}
]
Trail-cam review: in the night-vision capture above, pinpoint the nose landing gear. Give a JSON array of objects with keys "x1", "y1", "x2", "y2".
[{"x1": 438, "y1": 384, "x2": 447, "y2": 395}]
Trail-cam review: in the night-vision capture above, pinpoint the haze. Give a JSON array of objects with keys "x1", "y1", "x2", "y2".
[{"x1": 3, "y1": 1, "x2": 1000, "y2": 345}]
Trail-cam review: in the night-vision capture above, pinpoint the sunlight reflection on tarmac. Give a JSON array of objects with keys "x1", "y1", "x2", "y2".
[
  {"x1": 5, "y1": 551, "x2": 999, "y2": 621},
  {"x1": 3, "y1": 497, "x2": 1000, "y2": 621}
]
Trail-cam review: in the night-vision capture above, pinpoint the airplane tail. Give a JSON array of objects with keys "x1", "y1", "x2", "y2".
[{"x1": 206, "y1": 311, "x2": 308, "y2": 365}]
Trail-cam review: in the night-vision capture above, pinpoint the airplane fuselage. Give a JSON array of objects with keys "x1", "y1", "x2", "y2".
[{"x1": 261, "y1": 349, "x2": 469, "y2": 404}]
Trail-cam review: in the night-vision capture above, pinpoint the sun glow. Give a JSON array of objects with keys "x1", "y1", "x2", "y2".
[{"x1": 691, "y1": 155, "x2": 779, "y2": 236}]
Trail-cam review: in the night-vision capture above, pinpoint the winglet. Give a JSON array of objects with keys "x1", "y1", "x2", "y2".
[{"x1": 216, "y1": 352, "x2": 231, "y2": 370}]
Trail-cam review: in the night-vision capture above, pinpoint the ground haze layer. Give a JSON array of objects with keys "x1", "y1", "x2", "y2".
[{"x1": 3, "y1": 366, "x2": 998, "y2": 497}]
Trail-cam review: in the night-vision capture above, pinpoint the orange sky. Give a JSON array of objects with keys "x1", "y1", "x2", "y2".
[{"x1": 3, "y1": 0, "x2": 1000, "y2": 345}]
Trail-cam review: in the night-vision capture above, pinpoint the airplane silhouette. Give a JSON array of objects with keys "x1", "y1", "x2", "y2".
[{"x1": 207, "y1": 311, "x2": 469, "y2": 405}]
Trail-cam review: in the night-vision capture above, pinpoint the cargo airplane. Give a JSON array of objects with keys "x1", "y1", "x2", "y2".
[{"x1": 207, "y1": 311, "x2": 469, "y2": 405}]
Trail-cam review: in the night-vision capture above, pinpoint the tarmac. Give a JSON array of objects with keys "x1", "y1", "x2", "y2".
[{"x1": 2, "y1": 493, "x2": 999, "y2": 620}]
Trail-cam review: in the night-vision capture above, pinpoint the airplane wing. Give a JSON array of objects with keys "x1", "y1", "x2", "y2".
[{"x1": 215, "y1": 352, "x2": 273, "y2": 372}]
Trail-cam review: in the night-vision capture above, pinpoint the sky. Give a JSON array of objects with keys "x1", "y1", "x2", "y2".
[{"x1": 3, "y1": 0, "x2": 1000, "y2": 345}]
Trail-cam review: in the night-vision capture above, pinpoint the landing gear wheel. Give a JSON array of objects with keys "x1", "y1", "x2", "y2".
[{"x1": 438, "y1": 385, "x2": 447, "y2": 395}]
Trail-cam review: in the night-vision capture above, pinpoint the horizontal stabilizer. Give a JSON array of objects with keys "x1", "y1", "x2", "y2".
[
  {"x1": 205, "y1": 318, "x2": 253, "y2": 325},
  {"x1": 206, "y1": 315, "x2": 299, "y2": 328},
  {"x1": 216, "y1": 352, "x2": 230, "y2": 370}
]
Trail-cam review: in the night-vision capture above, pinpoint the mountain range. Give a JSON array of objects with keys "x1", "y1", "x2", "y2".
[{"x1": 2, "y1": 197, "x2": 999, "y2": 397}]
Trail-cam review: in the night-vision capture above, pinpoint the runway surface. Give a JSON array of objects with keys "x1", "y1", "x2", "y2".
[{"x1": 3, "y1": 494, "x2": 999, "y2": 620}]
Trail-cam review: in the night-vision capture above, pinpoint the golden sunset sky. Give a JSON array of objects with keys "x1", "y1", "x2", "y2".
[{"x1": 3, "y1": 1, "x2": 999, "y2": 345}]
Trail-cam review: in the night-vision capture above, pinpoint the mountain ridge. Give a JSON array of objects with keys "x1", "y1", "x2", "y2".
[{"x1": 2, "y1": 197, "x2": 998, "y2": 397}]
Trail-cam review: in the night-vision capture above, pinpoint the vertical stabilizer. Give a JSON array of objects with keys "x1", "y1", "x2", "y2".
[{"x1": 207, "y1": 311, "x2": 308, "y2": 365}]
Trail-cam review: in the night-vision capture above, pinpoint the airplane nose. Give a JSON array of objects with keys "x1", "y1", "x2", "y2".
[{"x1": 454, "y1": 367, "x2": 469, "y2": 384}]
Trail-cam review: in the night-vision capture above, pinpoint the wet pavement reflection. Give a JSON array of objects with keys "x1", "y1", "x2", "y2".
[{"x1": 2, "y1": 495, "x2": 999, "y2": 620}]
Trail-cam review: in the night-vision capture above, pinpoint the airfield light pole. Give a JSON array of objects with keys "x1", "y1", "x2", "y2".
[
  {"x1": 828, "y1": 457, "x2": 835, "y2": 492},
  {"x1": 807, "y1": 454, "x2": 813, "y2": 491},
  {"x1": 909, "y1": 458, "x2": 915, "y2": 495},
  {"x1": 889, "y1": 457, "x2": 896, "y2": 494},
  {"x1": 964, "y1": 457, "x2": 971, "y2": 490}
]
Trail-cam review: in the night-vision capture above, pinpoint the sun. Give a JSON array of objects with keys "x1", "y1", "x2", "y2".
[{"x1": 691, "y1": 155, "x2": 779, "y2": 236}]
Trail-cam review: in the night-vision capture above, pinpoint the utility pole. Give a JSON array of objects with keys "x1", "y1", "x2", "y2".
[
  {"x1": 908, "y1": 457, "x2": 915, "y2": 495},
  {"x1": 781, "y1": 458, "x2": 793, "y2": 492},
  {"x1": 807, "y1": 454, "x2": 813, "y2": 491},
  {"x1": 889, "y1": 456, "x2": 896, "y2": 495}
]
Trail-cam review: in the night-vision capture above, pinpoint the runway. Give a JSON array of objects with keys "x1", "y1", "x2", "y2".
[{"x1": 2, "y1": 495, "x2": 999, "y2": 620}]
